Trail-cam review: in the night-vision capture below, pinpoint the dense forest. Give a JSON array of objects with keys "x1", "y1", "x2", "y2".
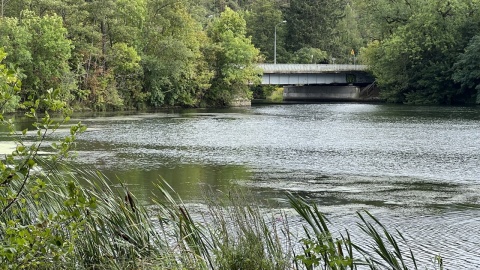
[{"x1": 1, "y1": 0, "x2": 480, "y2": 109}]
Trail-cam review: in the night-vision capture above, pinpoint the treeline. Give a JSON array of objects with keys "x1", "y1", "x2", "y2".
[
  {"x1": 0, "y1": 0, "x2": 261, "y2": 110},
  {"x1": 1, "y1": 0, "x2": 480, "y2": 108},
  {"x1": 359, "y1": 0, "x2": 480, "y2": 104}
]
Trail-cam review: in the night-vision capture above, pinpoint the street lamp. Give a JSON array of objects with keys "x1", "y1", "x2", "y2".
[{"x1": 274, "y1": 20, "x2": 286, "y2": 64}]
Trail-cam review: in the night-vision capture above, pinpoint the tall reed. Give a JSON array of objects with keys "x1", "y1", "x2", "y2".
[
  {"x1": 288, "y1": 193, "x2": 444, "y2": 270},
  {"x1": 202, "y1": 190, "x2": 293, "y2": 270}
]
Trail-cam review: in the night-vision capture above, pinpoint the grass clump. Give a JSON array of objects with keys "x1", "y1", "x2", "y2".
[
  {"x1": 204, "y1": 191, "x2": 292, "y2": 270},
  {"x1": 289, "y1": 193, "x2": 358, "y2": 270}
]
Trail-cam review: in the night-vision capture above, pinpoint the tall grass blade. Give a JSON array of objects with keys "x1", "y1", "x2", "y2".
[{"x1": 356, "y1": 211, "x2": 418, "y2": 270}]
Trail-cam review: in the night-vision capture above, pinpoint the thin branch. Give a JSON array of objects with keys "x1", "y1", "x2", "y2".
[{"x1": 0, "y1": 128, "x2": 48, "y2": 216}]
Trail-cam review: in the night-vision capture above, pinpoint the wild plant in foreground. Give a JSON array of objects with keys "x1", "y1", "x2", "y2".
[
  {"x1": 0, "y1": 51, "x2": 90, "y2": 268},
  {"x1": 354, "y1": 211, "x2": 418, "y2": 270},
  {"x1": 203, "y1": 191, "x2": 293, "y2": 270},
  {"x1": 61, "y1": 171, "x2": 211, "y2": 269},
  {"x1": 288, "y1": 193, "x2": 358, "y2": 270},
  {"x1": 289, "y1": 193, "x2": 445, "y2": 270}
]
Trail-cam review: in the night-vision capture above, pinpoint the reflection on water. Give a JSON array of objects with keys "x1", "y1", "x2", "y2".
[
  {"x1": 6, "y1": 104, "x2": 480, "y2": 268},
  {"x1": 98, "y1": 164, "x2": 251, "y2": 201}
]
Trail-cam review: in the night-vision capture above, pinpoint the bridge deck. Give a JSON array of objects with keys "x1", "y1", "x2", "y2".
[{"x1": 259, "y1": 64, "x2": 368, "y2": 74}]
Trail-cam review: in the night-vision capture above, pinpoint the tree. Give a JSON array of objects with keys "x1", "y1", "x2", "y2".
[
  {"x1": 244, "y1": 0, "x2": 284, "y2": 63},
  {"x1": 0, "y1": 0, "x2": 10, "y2": 17},
  {"x1": 108, "y1": 0, "x2": 146, "y2": 47},
  {"x1": 107, "y1": 43, "x2": 146, "y2": 108},
  {"x1": 351, "y1": 0, "x2": 418, "y2": 41},
  {"x1": 284, "y1": 0, "x2": 347, "y2": 54},
  {"x1": 0, "y1": 11, "x2": 73, "y2": 103},
  {"x1": 142, "y1": 0, "x2": 211, "y2": 107},
  {"x1": 37, "y1": 0, "x2": 148, "y2": 109},
  {"x1": 330, "y1": 3, "x2": 365, "y2": 63},
  {"x1": 362, "y1": 0, "x2": 480, "y2": 104},
  {"x1": 453, "y1": 35, "x2": 480, "y2": 104},
  {"x1": 0, "y1": 16, "x2": 31, "y2": 77},
  {"x1": 0, "y1": 49, "x2": 21, "y2": 111},
  {"x1": 292, "y1": 47, "x2": 328, "y2": 64},
  {"x1": 205, "y1": 7, "x2": 261, "y2": 106},
  {"x1": 0, "y1": 0, "x2": 28, "y2": 17}
]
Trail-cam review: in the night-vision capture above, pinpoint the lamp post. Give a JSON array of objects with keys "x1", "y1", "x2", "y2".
[{"x1": 274, "y1": 20, "x2": 286, "y2": 64}]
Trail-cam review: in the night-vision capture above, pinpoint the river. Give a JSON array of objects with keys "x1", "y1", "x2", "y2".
[{"x1": 33, "y1": 103, "x2": 480, "y2": 268}]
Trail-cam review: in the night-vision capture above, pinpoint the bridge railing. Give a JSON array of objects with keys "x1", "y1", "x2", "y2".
[{"x1": 258, "y1": 64, "x2": 368, "y2": 74}]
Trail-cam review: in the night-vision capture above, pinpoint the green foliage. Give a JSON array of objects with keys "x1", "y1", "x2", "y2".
[
  {"x1": 0, "y1": 56, "x2": 89, "y2": 268},
  {"x1": 4, "y1": 0, "x2": 480, "y2": 109},
  {"x1": 453, "y1": 35, "x2": 480, "y2": 104},
  {"x1": 252, "y1": 85, "x2": 275, "y2": 99},
  {"x1": 107, "y1": 43, "x2": 146, "y2": 108},
  {"x1": 289, "y1": 194, "x2": 356, "y2": 270},
  {"x1": 87, "y1": 71, "x2": 124, "y2": 111},
  {"x1": 244, "y1": 0, "x2": 284, "y2": 63},
  {"x1": 205, "y1": 7, "x2": 261, "y2": 106},
  {"x1": 351, "y1": 0, "x2": 417, "y2": 41},
  {"x1": 0, "y1": 49, "x2": 21, "y2": 112},
  {"x1": 292, "y1": 47, "x2": 329, "y2": 64},
  {"x1": 331, "y1": 3, "x2": 365, "y2": 63},
  {"x1": 266, "y1": 87, "x2": 284, "y2": 103},
  {"x1": 0, "y1": 17, "x2": 31, "y2": 72},
  {"x1": 142, "y1": 0, "x2": 211, "y2": 107},
  {"x1": 214, "y1": 230, "x2": 277, "y2": 270},
  {"x1": 0, "y1": 11, "x2": 74, "y2": 102},
  {"x1": 284, "y1": 0, "x2": 347, "y2": 54},
  {"x1": 205, "y1": 191, "x2": 291, "y2": 270},
  {"x1": 109, "y1": 0, "x2": 147, "y2": 46},
  {"x1": 360, "y1": 0, "x2": 480, "y2": 104}
]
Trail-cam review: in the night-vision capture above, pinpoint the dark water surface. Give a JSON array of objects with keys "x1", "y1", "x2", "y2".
[{"x1": 67, "y1": 104, "x2": 480, "y2": 268}]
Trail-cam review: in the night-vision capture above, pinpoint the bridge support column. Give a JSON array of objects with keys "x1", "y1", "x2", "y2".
[{"x1": 283, "y1": 85, "x2": 361, "y2": 101}]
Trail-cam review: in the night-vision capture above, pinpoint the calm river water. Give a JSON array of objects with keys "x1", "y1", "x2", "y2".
[{"x1": 63, "y1": 104, "x2": 480, "y2": 268}]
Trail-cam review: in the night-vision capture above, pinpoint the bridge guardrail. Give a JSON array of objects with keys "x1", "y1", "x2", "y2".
[{"x1": 258, "y1": 64, "x2": 368, "y2": 74}]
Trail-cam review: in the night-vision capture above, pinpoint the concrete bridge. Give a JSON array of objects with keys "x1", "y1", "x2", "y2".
[{"x1": 258, "y1": 64, "x2": 377, "y2": 101}]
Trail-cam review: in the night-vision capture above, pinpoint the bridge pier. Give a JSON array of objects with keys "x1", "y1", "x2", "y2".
[{"x1": 283, "y1": 85, "x2": 362, "y2": 101}]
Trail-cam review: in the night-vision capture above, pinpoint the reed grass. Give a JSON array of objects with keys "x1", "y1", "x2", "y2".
[
  {"x1": 288, "y1": 194, "x2": 445, "y2": 270},
  {"x1": 288, "y1": 193, "x2": 359, "y2": 270},
  {"x1": 0, "y1": 165, "x2": 445, "y2": 269},
  {"x1": 202, "y1": 190, "x2": 293, "y2": 270}
]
